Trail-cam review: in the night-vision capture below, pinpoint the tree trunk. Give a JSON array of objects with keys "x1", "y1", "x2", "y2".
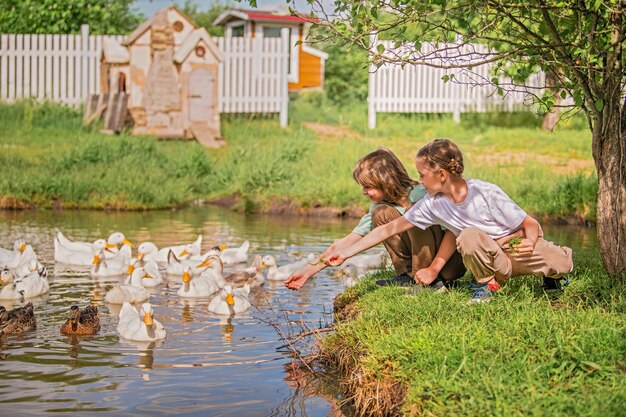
[
  {"x1": 541, "y1": 68, "x2": 561, "y2": 132},
  {"x1": 592, "y1": 95, "x2": 626, "y2": 279}
]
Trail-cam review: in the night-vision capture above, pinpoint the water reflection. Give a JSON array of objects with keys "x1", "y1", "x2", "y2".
[{"x1": 0, "y1": 206, "x2": 599, "y2": 416}]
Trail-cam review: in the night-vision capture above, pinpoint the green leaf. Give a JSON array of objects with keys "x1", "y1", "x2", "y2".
[
  {"x1": 377, "y1": 43, "x2": 385, "y2": 55},
  {"x1": 561, "y1": 90, "x2": 567, "y2": 99},
  {"x1": 497, "y1": 88, "x2": 504, "y2": 96},
  {"x1": 491, "y1": 77, "x2": 499, "y2": 85},
  {"x1": 595, "y1": 99, "x2": 604, "y2": 111},
  {"x1": 442, "y1": 74, "x2": 450, "y2": 82}
]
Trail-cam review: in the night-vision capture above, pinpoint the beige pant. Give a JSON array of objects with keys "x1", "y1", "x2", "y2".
[
  {"x1": 456, "y1": 227, "x2": 574, "y2": 284},
  {"x1": 371, "y1": 204, "x2": 466, "y2": 281}
]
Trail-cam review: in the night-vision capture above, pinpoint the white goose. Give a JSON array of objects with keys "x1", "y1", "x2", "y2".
[
  {"x1": 261, "y1": 253, "x2": 316, "y2": 281},
  {"x1": 105, "y1": 232, "x2": 133, "y2": 251},
  {"x1": 117, "y1": 302, "x2": 166, "y2": 341},
  {"x1": 208, "y1": 284, "x2": 251, "y2": 315},
  {"x1": 219, "y1": 240, "x2": 250, "y2": 265},
  {"x1": 177, "y1": 266, "x2": 220, "y2": 298},
  {"x1": 125, "y1": 258, "x2": 163, "y2": 287},
  {"x1": 164, "y1": 250, "x2": 197, "y2": 277},
  {"x1": 13, "y1": 266, "x2": 49, "y2": 299},
  {"x1": 342, "y1": 252, "x2": 388, "y2": 274},
  {"x1": 54, "y1": 231, "x2": 129, "y2": 265},
  {"x1": 0, "y1": 240, "x2": 26, "y2": 269},
  {"x1": 0, "y1": 269, "x2": 20, "y2": 300},
  {"x1": 104, "y1": 267, "x2": 151, "y2": 304},
  {"x1": 333, "y1": 263, "x2": 363, "y2": 288},
  {"x1": 91, "y1": 245, "x2": 131, "y2": 277},
  {"x1": 136, "y1": 235, "x2": 202, "y2": 265},
  {"x1": 13, "y1": 246, "x2": 43, "y2": 278}
]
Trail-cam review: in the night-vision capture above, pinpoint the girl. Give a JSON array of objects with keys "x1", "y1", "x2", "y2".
[
  {"x1": 284, "y1": 147, "x2": 466, "y2": 290},
  {"x1": 322, "y1": 139, "x2": 573, "y2": 302}
]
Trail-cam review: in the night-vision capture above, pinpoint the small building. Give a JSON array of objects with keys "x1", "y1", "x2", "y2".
[
  {"x1": 100, "y1": 6, "x2": 225, "y2": 147},
  {"x1": 214, "y1": 8, "x2": 328, "y2": 92}
]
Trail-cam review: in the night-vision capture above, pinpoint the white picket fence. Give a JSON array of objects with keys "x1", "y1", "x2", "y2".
[
  {"x1": 368, "y1": 40, "x2": 545, "y2": 128},
  {"x1": 0, "y1": 25, "x2": 289, "y2": 125},
  {"x1": 216, "y1": 31, "x2": 289, "y2": 125}
]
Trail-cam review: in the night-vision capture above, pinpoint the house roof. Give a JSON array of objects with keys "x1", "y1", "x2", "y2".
[
  {"x1": 173, "y1": 28, "x2": 224, "y2": 64},
  {"x1": 214, "y1": 8, "x2": 319, "y2": 26},
  {"x1": 102, "y1": 37, "x2": 129, "y2": 63},
  {"x1": 122, "y1": 6, "x2": 197, "y2": 46}
]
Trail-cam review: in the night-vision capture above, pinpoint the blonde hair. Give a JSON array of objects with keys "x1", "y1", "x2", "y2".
[
  {"x1": 417, "y1": 139, "x2": 464, "y2": 176},
  {"x1": 352, "y1": 147, "x2": 417, "y2": 203}
]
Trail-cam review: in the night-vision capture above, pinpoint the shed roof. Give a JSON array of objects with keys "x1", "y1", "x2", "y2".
[
  {"x1": 214, "y1": 8, "x2": 319, "y2": 26},
  {"x1": 102, "y1": 37, "x2": 129, "y2": 64},
  {"x1": 122, "y1": 6, "x2": 196, "y2": 46},
  {"x1": 173, "y1": 28, "x2": 224, "y2": 64}
]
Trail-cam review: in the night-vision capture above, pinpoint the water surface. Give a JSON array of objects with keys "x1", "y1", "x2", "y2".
[{"x1": 0, "y1": 207, "x2": 598, "y2": 417}]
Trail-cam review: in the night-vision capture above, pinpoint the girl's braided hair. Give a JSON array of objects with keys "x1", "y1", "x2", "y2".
[
  {"x1": 353, "y1": 147, "x2": 417, "y2": 203},
  {"x1": 417, "y1": 139, "x2": 464, "y2": 176}
]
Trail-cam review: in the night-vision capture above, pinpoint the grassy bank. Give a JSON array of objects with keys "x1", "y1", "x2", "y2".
[
  {"x1": 322, "y1": 252, "x2": 625, "y2": 416},
  {"x1": 0, "y1": 99, "x2": 596, "y2": 222}
]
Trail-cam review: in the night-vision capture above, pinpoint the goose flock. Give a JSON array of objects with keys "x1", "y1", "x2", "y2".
[{"x1": 0, "y1": 230, "x2": 389, "y2": 342}]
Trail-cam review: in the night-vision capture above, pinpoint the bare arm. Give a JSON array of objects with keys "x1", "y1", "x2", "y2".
[
  {"x1": 415, "y1": 229, "x2": 457, "y2": 285},
  {"x1": 517, "y1": 215, "x2": 541, "y2": 253},
  {"x1": 284, "y1": 232, "x2": 363, "y2": 290},
  {"x1": 326, "y1": 216, "x2": 415, "y2": 266}
]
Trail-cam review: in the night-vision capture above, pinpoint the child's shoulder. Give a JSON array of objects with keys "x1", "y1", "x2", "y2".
[{"x1": 468, "y1": 178, "x2": 502, "y2": 192}]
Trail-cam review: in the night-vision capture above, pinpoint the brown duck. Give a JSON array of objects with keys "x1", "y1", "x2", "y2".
[
  {"x1": 0, "y1": 302, "x2": 37, "y2": 335},
  {"x1": 60, "y1": 305, "x2": 101, "y2": 335}
]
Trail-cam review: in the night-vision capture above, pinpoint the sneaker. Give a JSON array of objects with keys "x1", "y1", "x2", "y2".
[
  {"x1": 468, "y1": 281, "x2": 502, "y2": 304},
  {"x1": 375, "y1": 272, "x2": 414, "y2": 287},
  {"x1": 541, "y1": 276, "x2": 570, "y2": 292},
  {"x1": 407, "y1": 277, "x2": 447, "y2": 295}
]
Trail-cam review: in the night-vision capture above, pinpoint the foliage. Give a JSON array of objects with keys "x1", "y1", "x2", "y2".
[
  {"x1": 0, "y1": 0, "x2": 143, "y2": 34},
  {"x1": 310, "y1": 0, "x2": 625, "y2": 120},
  {"x1": 307, "y1": 26, "x2": 370, "y2": 105},
  {"x1": 180, "y1": 0, "x2": 228, "y2": 37}
]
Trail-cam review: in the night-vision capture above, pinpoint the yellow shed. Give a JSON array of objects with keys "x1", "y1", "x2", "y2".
[{"x1": 214, "y1": 8, "x2": 329, "y2": 92}]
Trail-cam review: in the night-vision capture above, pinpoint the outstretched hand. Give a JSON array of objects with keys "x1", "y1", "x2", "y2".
[
  {"x1": 284, "y1": 264, "x2": 321, "y2": 290},
  {"x1": 324, "y1": 251, "x2": 348, "y2": 267}
]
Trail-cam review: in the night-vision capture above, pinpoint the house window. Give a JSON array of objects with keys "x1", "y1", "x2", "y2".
[
  {"x1": 262, "y1": 26, "x2": 283, "y2": 38},
  {"x1": 231, "y1": 24, "x2": 244, "y2": 37},
  {"x1": 195, "y1": 46, "x2": 206, "y2": 57}
]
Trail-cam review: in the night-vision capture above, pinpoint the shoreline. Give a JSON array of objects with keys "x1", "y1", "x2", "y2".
[{"x1": 0, "y1": 194, "x2": 597, "y2": 227}]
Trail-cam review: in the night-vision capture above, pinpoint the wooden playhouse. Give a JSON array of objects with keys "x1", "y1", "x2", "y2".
[{"x1": 99, "y1": 6, "x2": 225, "y2": 147}]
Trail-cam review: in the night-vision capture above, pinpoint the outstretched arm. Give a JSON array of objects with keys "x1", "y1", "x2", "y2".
[
  {"x1": 326, "y1": 216, "x2": 414, "y2": 266},
  {"x1": 415, "y1": 229, "x2": 456, "y2": 285},
  {"x1": 284, "y1": 233, "x2": 363, "y2": 290}
]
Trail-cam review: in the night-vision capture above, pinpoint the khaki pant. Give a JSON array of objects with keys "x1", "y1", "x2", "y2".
[
  {"x1": 371, "y1": 204, "x2": 466, "y2": 281},
  {"x1": 456, "y1": 227, "x2": 574, "y2": 284}
]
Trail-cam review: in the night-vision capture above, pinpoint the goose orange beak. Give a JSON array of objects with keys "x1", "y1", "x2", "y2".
[
  {"x1": 144, "y1": 313, "x2": 153, "y2": 326},
  {"x1": 226, "y1": 293, "x2": 235, "y2": 305}
]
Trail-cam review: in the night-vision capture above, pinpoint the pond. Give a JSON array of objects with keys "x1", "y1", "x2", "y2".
[{"x1": 0, "y1": 207, "x2": 598, "y2": 417}]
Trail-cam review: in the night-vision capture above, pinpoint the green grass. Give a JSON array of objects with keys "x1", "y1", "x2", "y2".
[
  {"x1": 0, "y1": 99, "x2": 597, "y2": 221},
  {"x1": 325, "y1": 252, "x2": 625, "y2": 416}
]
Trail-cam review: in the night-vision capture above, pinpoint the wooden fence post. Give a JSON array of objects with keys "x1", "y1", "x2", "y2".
[
  {"x1": 279, "y1": 28, "x2": 289, "y2": 128},
  {"x1": 81, "y1": 24, "x2": 89, "y2": 105}
]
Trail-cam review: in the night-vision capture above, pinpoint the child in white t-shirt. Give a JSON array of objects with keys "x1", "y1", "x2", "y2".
[
  {"x1": 325, "y1": 139, "x2": 573, "y2": 302},
  {"x1": 285, "y1": 147, "x2": 466, "y2": 291}
]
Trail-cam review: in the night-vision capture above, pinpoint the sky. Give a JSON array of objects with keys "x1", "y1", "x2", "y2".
[{"x1": 132, "y1": 0, "x2": 335, "y2": 16}]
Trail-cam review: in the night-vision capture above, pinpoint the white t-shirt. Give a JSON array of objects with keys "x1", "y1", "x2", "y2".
[{"x1": 404, "y1": 179, "x2": 527, "y2": 239}]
